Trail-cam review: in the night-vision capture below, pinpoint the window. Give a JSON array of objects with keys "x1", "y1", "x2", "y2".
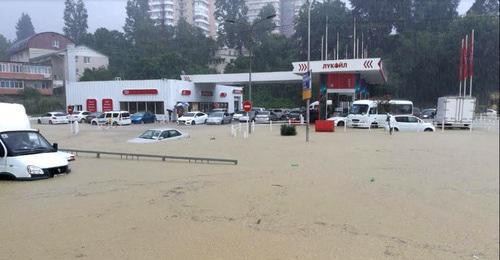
[
  {"x1": 75, "y1": 56, "x2": 79, "y2": 62},
  {"x1": 52, "y1": 40, "x2": 60, "y2": 48},
  {"x1": 395, "y1": 117, "x2": 408, "y2": 123},
  {"x1": 84, "y1": 57, "x2": 90, "y2": 64},
  {"x1": 0, "y1": 143, "x2": 4, "y2": 157},
  {"x1": 407, "y1": 116, "x2": 419, "y2": 123}
]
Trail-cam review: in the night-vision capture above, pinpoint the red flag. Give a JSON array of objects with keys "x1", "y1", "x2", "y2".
[
  {"x1": 463, "y1": 35, "x2": 469, "y2": 80},
  {"x1": 459, "y1": 39, "x2": 464, "y2": 81},
  {"x1": 469, "y1": 31, "x2": 474, "y2": 78}
]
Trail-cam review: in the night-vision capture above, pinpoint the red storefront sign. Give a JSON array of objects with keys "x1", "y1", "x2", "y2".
[
  {"x1": 67, "y1": 105, "x2": 74, "y2": 115},
  {"x1": 201, "y1": 91, "x2": 213, "y2": 97},
  {"x1": 86, "y1": 99, "x2": 97, "y2": 112},
  {"x1": 102, "y1": 99, "x2": 113, "y2": 112},
  {"x1": 326, "y1": 73, "x2": 356, "y2": 89},
  {"x1": 181, "y1": 90, "x2": 191, "y2": 96},
  {"x1": 233, "y1": 89, "x2": 243, "y2": 94},
  {"x1": 220, "y1": 92, "x2": 227, "y2": 98},
  {"x1": 122, "y1": 89, "x2": 158, "y2": 95}
]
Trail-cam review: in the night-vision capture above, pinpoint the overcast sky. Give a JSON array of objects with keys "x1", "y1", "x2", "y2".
[{"x1": 0, "y1": 0, "x2": 475, "y2": 41}]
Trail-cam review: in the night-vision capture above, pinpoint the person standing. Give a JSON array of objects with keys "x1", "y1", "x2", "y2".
[{"x1": 386, "y1": 113, "x2": 393, "y2": 135}]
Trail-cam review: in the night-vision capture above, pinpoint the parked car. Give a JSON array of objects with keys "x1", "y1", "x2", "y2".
[
  {"x1": 177, "y1": 111, "x2": 208, "y2": 125},
  {"x1": 484, "y1": 108, "x2": 498, "y2": 117},
  {"x1": 91, "y1": 111, "x2": 131, "y2": 126},
  {"x1": 130, "y1": 111, "x2": 156, "y2": 124},
  {"x1": 239, "y1": 110, "x2": 257, "y2": 122},
  {"x1": 68, "y1": 111, "x2": 91, "y2": 123},
  {"x1": 209, "y1": 108, "x2": 228, "y2": 113},
  {"x1": 287, "y1": 110, "x2": 304, "y2": 121},
  {"x1": 327, "y1": 116, "x2": 347, "y2": 127},
  {"x1": 255, "y1": 111, "x2": 279, "y2": 124},
  {"x1": 206, "y1": 112, "x2": 232, "y2": 125},
  {"x1": 270, "y1": 109, "x2": 286, "y2": 120},
  {"x1": 385, "y1": 115, "x2": 435, "y2": 132},
  {"x1": 233, "y1": 111, "x2": 244, "y2": 121},
  {"x1": 38, "y1": 112, "x2": 69, "y2": 124},
  {"x1": 128, "y1": 128, "x2": 188, "y2": 143},
  {"x1": 420, "y1": 108, "x2": 436, "y2": 119},
  {"x1": 84, "y1": 112, "x2": 103, "y2": 123}
]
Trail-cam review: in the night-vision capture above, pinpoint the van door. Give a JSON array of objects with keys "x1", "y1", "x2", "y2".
[{"x1": 0, "y1": 140, "x2": 7, "y2": 174}]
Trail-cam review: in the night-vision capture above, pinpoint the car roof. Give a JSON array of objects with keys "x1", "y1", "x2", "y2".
[{"x1": 146, "y1": 128, "x2": 180, "y2": 132}]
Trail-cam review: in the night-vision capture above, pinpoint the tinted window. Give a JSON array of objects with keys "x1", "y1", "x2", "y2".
[
  {"x1": 168, "y1": 130, "x2": 180, "y2": 137},
  {"x1": 197, "y1": 113, "x2": 204, "y2": 116},
  {"x1": 112, "y1": 113, "x2": 119, "y2": 117},
  {"x1": 54, "y1": 113, "x2": 66, "y2": 117},
  {"x1": 105, "y1": 113, "x2": 112, "y2": 118},
  {"x1": 122, "y1": 113, "x2": 130, "y2": 117},
  {"x1": 350, "y1": 104, "x2": 369, "y2": 114},
  {"x1": 83, "y1": 112, "x2": 90, "y2": 115},
  {"x1": 395, "y1": 116, "x2": 408, "y2": 123},
  {"x1": 0, "y1": 143, "x2": 5, "y2": 157}
]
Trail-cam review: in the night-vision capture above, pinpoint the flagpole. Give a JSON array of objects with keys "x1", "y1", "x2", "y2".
[
  {"x1": 336, "y1": 32, "x2": 339, "y2": 60},
  {"x1": 469, "y1": 29, "x2": 474, "y2": 97},
  {"x1": 325, "y1": 16, "x2": 328, "y2": 60},
  {"x1": 459, "y1": 39, "x2": 463, "y2": 97},
  {"x1": 464, "y1": 35, "x2": 469, "y2": 97}
]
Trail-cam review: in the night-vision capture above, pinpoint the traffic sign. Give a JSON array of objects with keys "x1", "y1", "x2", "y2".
[{"x1": 243, "y1": 100, "x2": 252, "y2": 112}]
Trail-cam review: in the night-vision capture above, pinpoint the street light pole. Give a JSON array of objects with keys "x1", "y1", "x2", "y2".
[{"x1": 306, "y1": 0, "x2": 313, "y2": 143}]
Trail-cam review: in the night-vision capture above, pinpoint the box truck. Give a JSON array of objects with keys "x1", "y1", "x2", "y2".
[
  {"x1": 434, "y1": 96, "x2": 476, "y2": 129},
  {"x1": 0, "y1": 103, "x2": 72, "y2": 180}
]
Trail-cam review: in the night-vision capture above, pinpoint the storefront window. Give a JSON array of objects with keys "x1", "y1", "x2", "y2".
[
  {"x1": 147, "y1": 102, "x2": 155, "y2": 113},
  {"x1": 155, "y1": 102, "x2": 164, "y2": 114},
  {"x1": 138, "y1": 102, "x2": 146, "y2": 112}
]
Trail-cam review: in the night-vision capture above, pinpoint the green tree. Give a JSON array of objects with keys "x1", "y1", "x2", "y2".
[
  {"x1": 80, "y1": 68, "x2": 116, "y2": 81},
  {"x1": 124, "y1": 0, "x2": 155, "y2": 45},
  {"x1": 467, "y1": 0, "x2": 499, "y2": 15},
  {"x1": 0, "y1": 34, "x2": 10, "y2": 59},
  {"x1": 214, "y1": 0, "x2": 250, "y2": 54},
  {"x1": 15, "y1": 13, "x2": 35, "y2": 41},
  {"x1": 253, "y1": 3, "x2": 277, "y2": 43},
  {"x1": 63, "y1": 0, "x2": 88, "y2": 42},
  {"x1": 294, "y1": 0, "x2": 352, "y2": 60}
]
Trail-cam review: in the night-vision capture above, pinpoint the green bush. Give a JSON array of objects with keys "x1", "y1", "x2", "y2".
[{"x1": 280, "y1": 124, "x2": 297, "y2": 136}]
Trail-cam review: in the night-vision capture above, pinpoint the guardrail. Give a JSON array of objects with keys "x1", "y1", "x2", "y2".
[{"x1": 60, "y1": 149, "x2": 238, "y2": 165}]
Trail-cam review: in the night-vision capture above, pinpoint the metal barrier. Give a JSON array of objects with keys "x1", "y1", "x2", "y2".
[{"x1": 60, "y1": 149, "x2": 238, "y2": 165}]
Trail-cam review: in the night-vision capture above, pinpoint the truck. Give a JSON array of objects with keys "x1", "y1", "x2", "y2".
[
  {"x1": 0, "y1": 103, "x2": 72, "y2": 180},
  {"x1": 434, "y1": 96, "x2": 476, "y2": 129}
]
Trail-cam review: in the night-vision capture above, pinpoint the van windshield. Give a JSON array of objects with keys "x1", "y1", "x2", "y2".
[
  {"x1": 0, "y1": 131, "x2": 54, "y2": 156},
  {"x1": 350, "y1": 104, "x2": 369, "y2": 115}
]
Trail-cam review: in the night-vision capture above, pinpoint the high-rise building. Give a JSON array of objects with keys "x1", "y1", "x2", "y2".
[
  {"x1": 148, "y1": 0, "x2": 217, "y2": 37},
  {"x1": 245, "y1": 0, "x2": 305, "y2": 36}
]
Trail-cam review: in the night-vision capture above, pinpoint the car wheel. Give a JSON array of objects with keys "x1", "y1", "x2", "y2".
[
  {"x1": 79, "y1": 118, "x2": 84, "y2": 123},
  {"x1": 394, "y1": 128, "x2": 399, "y2": 132},
  {"x1": 192, "y1": 121, "x2": 196, "y2": 125},
  {"x1": 49, "y1": 120, "x2": 53, "y2": 125},
  {"x1": 37, "y1": 119, "x2": 42, "y2": 124},
  {"x1": 113, "y1": 121, "x2": 118, "y2": 126},
  {"x1": 91, "y1": 121, "x2": 97, "y2": 125},
  {"x1": 337, "y1": 121, "x2": 345, "y2": 127},
  {"x1": 424, "y1": 128, "x2": 434, "y2": 132},
  {"x1": 141, "y1": 120, "x2": 145, "y2": 124},
  {"x1": 371, "y1": 122, "x2": 378, "y2": 128}
]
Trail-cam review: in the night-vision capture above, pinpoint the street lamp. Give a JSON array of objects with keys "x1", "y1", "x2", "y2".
[
  {"x1": 226, "y1": 14, "x2": 276, "y2": 104},
  {"x1": 306, "y1": 0, "x2": 314, "y2": 142}
]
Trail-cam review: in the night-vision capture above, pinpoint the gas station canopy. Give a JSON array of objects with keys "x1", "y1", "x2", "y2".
[{"x1": 181, "y1": 58, "x2": 386, "y2": 86}]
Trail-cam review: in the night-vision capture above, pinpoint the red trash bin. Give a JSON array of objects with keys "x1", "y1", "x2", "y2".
[{"x1": 315, "y1": 120, "x2": 335, "y2": 132}]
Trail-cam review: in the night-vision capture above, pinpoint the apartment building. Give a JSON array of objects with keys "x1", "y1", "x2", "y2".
[
  {"x1": 246, "y1": 0, "x2": 305, "y2": 36},
  {"x1": 148, "y1": 0, "x2": 216, "y2": 37},
  {"x1": 0, "y1": 61, "x2": 53, "y2": 95}
]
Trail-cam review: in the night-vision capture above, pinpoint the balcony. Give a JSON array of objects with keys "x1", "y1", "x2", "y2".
[{"x1": 0, "y1": 62, "x2": 52, "y2": 81}]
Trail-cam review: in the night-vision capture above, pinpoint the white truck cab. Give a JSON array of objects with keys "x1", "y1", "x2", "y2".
[
  {"x1": 347, "y1": 100, "x2": 413, "y2": 128},
  {"x1": 0, "y1": 103, "x2": 71, "y2": 180}
]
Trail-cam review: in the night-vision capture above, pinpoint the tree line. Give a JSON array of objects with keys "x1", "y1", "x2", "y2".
[{"x1": 0, "y1": 0, "x2": 498, "y2": 109}]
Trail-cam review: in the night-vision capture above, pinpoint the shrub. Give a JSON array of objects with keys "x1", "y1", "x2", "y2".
[{"x1": 280, "y1": 124, "x2": 297, "y2": 136}]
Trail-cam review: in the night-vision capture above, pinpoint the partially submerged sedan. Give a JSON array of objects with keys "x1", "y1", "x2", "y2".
[
  {"x1": 206, "y1": 112, "x2": 232, "y2": 125},
  {"x1": 128, "y1": 128, "x2": 188, "y2": 143}
]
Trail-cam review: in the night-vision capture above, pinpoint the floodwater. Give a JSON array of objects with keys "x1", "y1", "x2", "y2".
[{"x1": 1, "y1": 123, "x2": 498, "y2": 259}]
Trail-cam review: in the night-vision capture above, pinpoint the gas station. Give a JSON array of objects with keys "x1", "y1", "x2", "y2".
[{"x1": 181, "y1": 57, "x2": 387, "y2": 119}]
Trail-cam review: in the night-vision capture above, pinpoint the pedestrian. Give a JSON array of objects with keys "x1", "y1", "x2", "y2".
[
  {"x1": 167, "y1": 109, "x2": 172, "y2": 122},
  {"x1": 386, "y1": 113, "x2": 393, "y2": 135}
]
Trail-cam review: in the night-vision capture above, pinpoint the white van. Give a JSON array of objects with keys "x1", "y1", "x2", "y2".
[
  {"x1": 0, "y1": 103, "x2": 71, "y2": 180},
  {"x1": 91, "y1": 111, "x2": 131, "y2": 126},
  {"x1": 347, "y1": 100, "x2": 413, "y2": 128}
]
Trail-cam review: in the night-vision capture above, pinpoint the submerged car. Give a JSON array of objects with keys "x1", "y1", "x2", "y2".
[
  {"x1": 177, "y1": 111, "x2": 208, "y2": 125},
  {"x1": 127, "y1": 128, "x2": 188, "y2": 143},
  {"x1": 232, "y1": 111, "x2": 244, "y2": 121},
  {"x1": 385, "y1": 115, "x2": 435, "y2": 132},
  {"x1": 206, "y1": 112, "x2": 232, "y2": 125},
  {"x1": 131, "y1": 112, "x2": 156, "y2": 124}
]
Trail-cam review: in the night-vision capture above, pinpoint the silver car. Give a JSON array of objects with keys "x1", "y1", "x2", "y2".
[{"x1": 206, "y1": 112, "x2": 232, "y2": 125}]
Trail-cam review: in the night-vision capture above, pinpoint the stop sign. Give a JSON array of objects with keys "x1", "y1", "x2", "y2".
[{"x1": 243, "y1": 100, "x2": 252, "y2": 112}]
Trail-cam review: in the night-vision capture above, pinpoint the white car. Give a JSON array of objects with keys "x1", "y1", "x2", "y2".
[
  {"x1": 128, "y1": 128, "x2": 188, "y2": 143},
  {"x1": 91, "y1": 111, "x2": 131, "y2": 126},
  {"x1": 232, "y1": 111, "x2": 244, "y2": 121},
  {"x1": 68, "y1": 111, "x2": 91, "y2": 123},
  {"x1": 37, "y1": 112, "x2": 69, "y2": 124},
  {"x1": 385, "y1": 115, "x2": 435, "y2": 132},
  {"x1": 485, "y1": 109, "x2": 497, "y2": 117},
  {"x1": 177, "y1": 112, "x2": 208, "y2": 125},
  {"x1": 327, "y1": 116, "x2": 347, "y2": 127}
]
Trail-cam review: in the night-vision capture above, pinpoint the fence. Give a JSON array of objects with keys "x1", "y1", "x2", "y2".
[{"x1": 60, "y1": 148, "x2": 238, "y2": 165}]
